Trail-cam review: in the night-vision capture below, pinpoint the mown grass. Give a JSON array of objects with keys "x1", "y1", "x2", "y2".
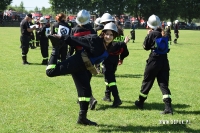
[{"x1": 0, "y1": 27, "x2": 200, "y2": 133}]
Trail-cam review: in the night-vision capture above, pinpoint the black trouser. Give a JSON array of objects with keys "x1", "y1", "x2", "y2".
[
  {"x1": 59, "y1": 45, "x2": 68, "y2": 61},
  {"x1": 29, "y1": 33, "x2": 35, "y2": 47},
  {"x1": 20, "y1": 35, "x2": 30, "y2": 56},
  {"x1": 46, "y1": 52, "x2": 92, "y2": 111},
  {"x1": 35, "y1": 31, "x2": 40, "y2": 46},
  {"x1": 140, "y1": 56, "x2": 171, "y2": 96},
  {"x1": 102, "y1": 61, "x2": 119, "y2": 100},
  {"x1": 40, "y1": 37, "x2": 49, "y2": 58}
]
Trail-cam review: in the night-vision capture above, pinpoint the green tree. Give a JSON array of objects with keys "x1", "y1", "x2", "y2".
[{"x1": 0, "y1": 0, "x2": 12, "y2": 11}]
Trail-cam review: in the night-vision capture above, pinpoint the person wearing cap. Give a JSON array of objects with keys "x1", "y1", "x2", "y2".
[
  {"x1": 20, "y1": 13, "x2": 36, "y2": 64},
  {"x1": 134, "y1": 14, "x2": 173, "y2": 115},
  {"x1": 46, "y1": 22, "x2": 130, "y2": 126},
  {"x1": 37, "y1": 17, "x2": 49, "y2": 65},
  {"x1": 69, "y1": 10, "x2": 97, "y2": 110},
  {"x1": 51, "y1": 13, "x2": 71, "y2": 62}
]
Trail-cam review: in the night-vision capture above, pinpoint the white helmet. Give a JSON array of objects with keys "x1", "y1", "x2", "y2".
[
  {"x1": 167, "y1": 22, "x2": 172, "y2": 26},
  {"x1": 76, "y1": 9, "x2": 90, "y2": 25},
  {"x1": 94, "y1": 17, "x2": 102, "y2": 26},
  {"x1": 147, "y1": 14, "x2": 161, "y2": 29},
  {"x1": 175, "y1": 20, "x2": 179, "y2": 24},
  {"x1": 39, "y1": 17, "x2": 47, "y2": 23},
  {"x1": 102, "y1": 22, "x2": 118, "y2": 34},
  {"x1": 100, "y1": 13, "x2": 114, "y2": 24}
]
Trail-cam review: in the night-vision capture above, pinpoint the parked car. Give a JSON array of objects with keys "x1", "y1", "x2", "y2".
[
  {"x1": 186, "y1": 23, "x2": 199, "y2": 30},
  {"x1": 123, "y1": 21, "x2": 132, "y2": 29},
  {"x1": 177, "y1": 22, "x2": 187, "y2": 29}
]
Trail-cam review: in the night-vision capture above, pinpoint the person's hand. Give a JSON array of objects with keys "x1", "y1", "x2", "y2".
[
  {"x1": 118, "y1": 60, "x2": 123, "y2": 65},
  {"x1": 147, "y1": 29, "x2": 152, "y2": 34},
  {"x1": 124, "y1": 35, "x2": 130, "y2": 44}
]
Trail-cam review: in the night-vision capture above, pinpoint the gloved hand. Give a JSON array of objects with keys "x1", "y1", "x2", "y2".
[{"x1": 118, "y1": 60, "x2": 123, "y2": 65}]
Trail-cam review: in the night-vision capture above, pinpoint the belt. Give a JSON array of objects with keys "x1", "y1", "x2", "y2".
[{"x1": 81, "y1": 51, "x2": 98, "y2": 75}]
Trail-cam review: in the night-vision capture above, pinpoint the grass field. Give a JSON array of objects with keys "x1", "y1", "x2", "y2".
[{"x1": 0, "y1": 27, "x2": 200, "y2": 133}]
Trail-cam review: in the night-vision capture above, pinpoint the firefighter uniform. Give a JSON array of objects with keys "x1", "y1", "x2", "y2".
[
  {"x1": 46, "y1": 33, "x2": 110, "y2": 126},
  {"x1": 51, "y1": 20, "x2": 71, "y2": 61},
  {"x1": 135, "y1": 27, "x2": 173, "y2": 114},
  {"x1": 37, "y1": 18, "x2": 49, "y2": 65},
  {"x1": 102, "y1": 39, "x2": 129, "y2": 107},
  {"x1": 174, "y1": 21, "x2": 179, "y2": 44},
  {"x1": 46, "y1": 22, "x2": 127, "y2": 125},
  {"x1": 20, "y1": 14, "x2": 35, "y2": 64}
]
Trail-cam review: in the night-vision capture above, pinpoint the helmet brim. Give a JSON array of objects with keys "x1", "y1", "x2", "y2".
[{"x1": 75, "y1": 18, "x2": 90, "y2": 25}]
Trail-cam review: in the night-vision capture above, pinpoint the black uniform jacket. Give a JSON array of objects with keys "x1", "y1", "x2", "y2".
[
  {"x1": 104, "y1": 41, "x2": 129, "y2": 64},
  {"x1": 38, "y1": 25, "x2": 48, "y2": 39},
  {"x1": 143, "y1": 28, "x2": 168, "y2": 57},
  {"x1": 62, "y1": 34, "x2": 105, "y2": 58},
  {"x1": 51, "y1": 20, "x2": 71, "y2": 35},
  {"x1": 71, "y1": 24, "x2": 96, "y2": 36}
]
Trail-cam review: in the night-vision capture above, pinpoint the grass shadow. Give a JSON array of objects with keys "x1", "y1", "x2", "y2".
[
  {"x1": 94, "y1": 74, "x2": 143, "y2": 78},
  {"x1": 97, "y1": 124, "x2": 198, "y2": 133}
]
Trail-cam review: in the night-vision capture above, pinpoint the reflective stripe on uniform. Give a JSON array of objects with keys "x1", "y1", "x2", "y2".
[
  {"x1": 78, "y1": 97, "x2": 90, "y2": 102},
  {"x1": 46, "y1": 64, "x2": 56, "y2": 70},
  {"x1": 163, "y1": 94, "x2": 171, "y2": 99},
  {"x1": 105, "y1": 82, "x2": 108, "y2": 85},
  {"x1": 108, "y1": 82, "x2": 116, "y2": 87},
  {"x1": 139, "y1": 92, "x2": 148, "y2": 98}
]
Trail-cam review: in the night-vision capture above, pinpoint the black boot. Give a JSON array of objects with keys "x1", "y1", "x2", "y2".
[
  {"x1": 161, "y1": 98, "x2": 173, "y2": 115},
  {"x1": 22, "y1": 56, "x2": 29, "y2": 65},
  {"x1": 89, "y1": 95, "x2": 97, "y2": 110},
  {"x1": 102, "y1": 86, "x2": 112, "y2": 102},
  {"x1": 134, "y1": 95, "x2": 147, "y2": 109},
  {"x1": 174, "y1": 39, "x2": 177, "y2": 44},
  {"x1": 77, "y1": 110, "x2": 97, "y2": 126},
  {"x1": 42, "y1": 59, "x2": 48, "y2": 65},
  {"x1": 110, "y1": 86, "x2": 122, "y2": 108}
]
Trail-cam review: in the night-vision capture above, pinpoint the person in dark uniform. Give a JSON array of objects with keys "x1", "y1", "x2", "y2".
[
  {"x1": 94, "y1": 17, "x2": 104, "y2": 35},
  {"x1": 51, "y1": 13, "x2": 71, "y2": 62},
  {"x1": 20, "y1": 14, "x2": 36, "y2": 64},
  {"x1": 130, "y1": 22, "x2": 135, "y2": 43},
  {"x1": 165, "y1": 22, "x2": 172, "y2": 45},
  {"x1": 46, "y1": 22, "x2": 130, "y2": 126},
  {"x1": 70, "y1": 10, "x2": 97, "y2": 110},
  {"x1": 37, "y1": 17, "x2": 49, "y2": 65},
  {"x1": 66, "y1": 16, "x2": 74, "y2": 28},
  {"x1": 134, "y1": 14, "x2": 173, "y2": 115},
  {"x1": 101, "y1": 25, "x2": 129, "y2": 107},
  {"x1": 174, "y1": 20, "x2": 179, "y2": 44}
]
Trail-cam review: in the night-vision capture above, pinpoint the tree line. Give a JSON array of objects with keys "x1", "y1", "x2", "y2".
[
  {"x1": 1, "y1": 0, "x2": 200, "y2": 23},
  {"x1": 49, "y1": 0, "x2": 200, "y2": 23}
]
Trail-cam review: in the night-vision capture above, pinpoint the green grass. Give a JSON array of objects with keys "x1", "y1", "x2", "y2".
[{"x1": 0, "y1": 27, "x2": 200, "y2": 133}]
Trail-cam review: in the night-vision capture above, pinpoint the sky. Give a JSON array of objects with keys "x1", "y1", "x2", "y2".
[{"x1": 11, "y1": 0, "x2": 51, "y2": 11}]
